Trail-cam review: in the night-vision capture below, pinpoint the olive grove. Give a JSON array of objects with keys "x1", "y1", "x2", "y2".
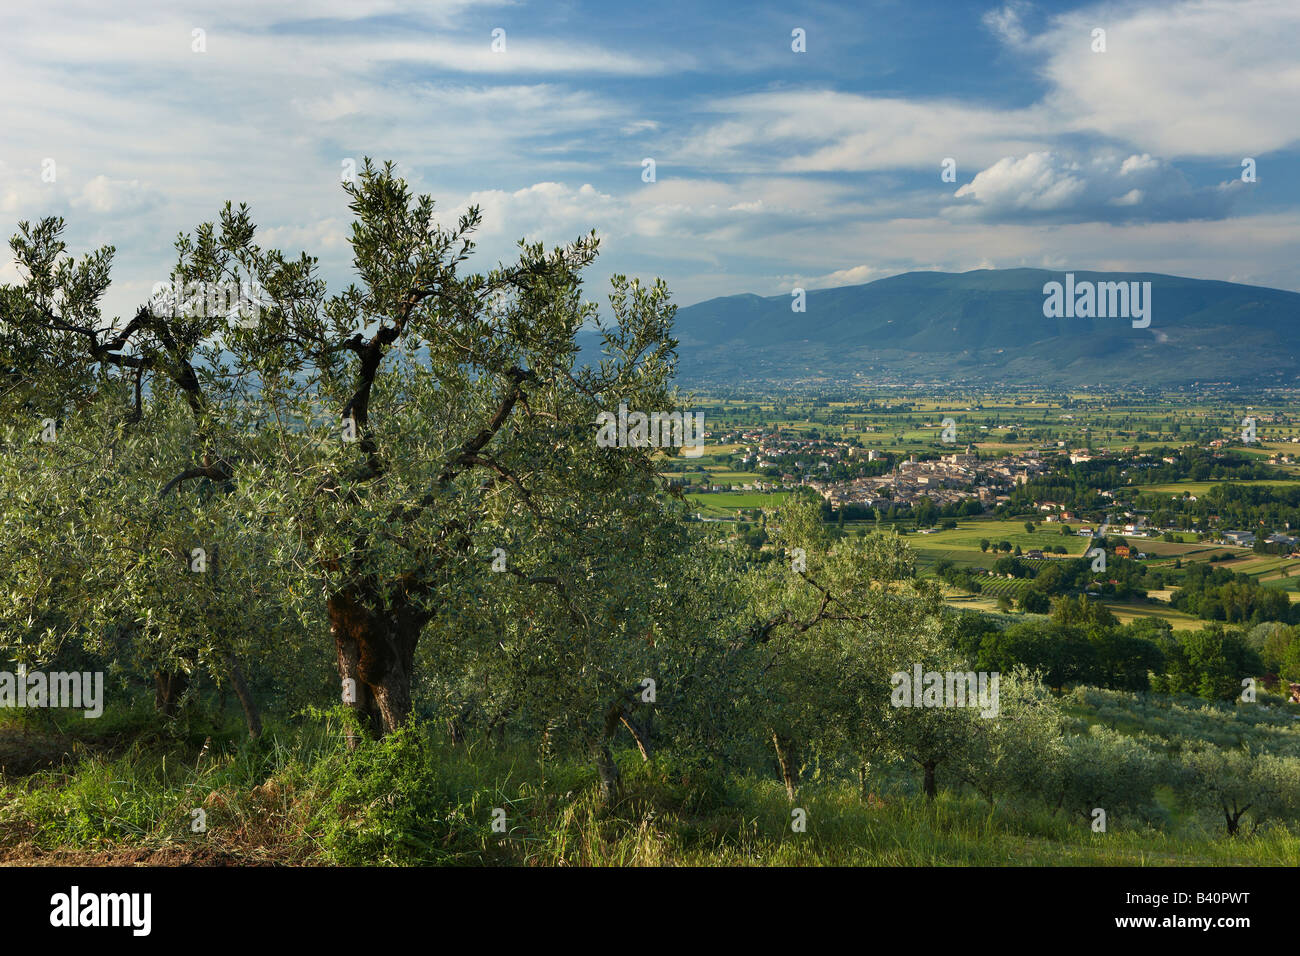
[{"x1": 2, "y1": 163, "x2": 1296, "y2": 835}]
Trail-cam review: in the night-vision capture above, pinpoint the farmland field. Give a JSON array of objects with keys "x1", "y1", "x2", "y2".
[
  {"x1": 904, "y1": 520, "x2": 1090, "y2": 569},
  {"x1": 1143, "y1": 479, "x2": 1300, "y2": 494},
  {"x1": 687, "y1": 491, "x2": 790, "y2": 515},
  {"x1": 1104, "y1": 601, "x2": 1205, "y2": 630}
]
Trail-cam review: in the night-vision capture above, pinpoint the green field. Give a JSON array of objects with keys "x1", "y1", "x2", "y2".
[
  {"x1": 1143, "y1": 479, "x2": 1300, "y2": 495},
  {"x1": 1104, "y1": 600, "x2": 1205, "y2": 630},
  {"x1": 687, "y1": 491, "x2": 790, "y2": 516},
  {"x1": 903, "y1": 519, "x2": 1090, "y2": 570}
]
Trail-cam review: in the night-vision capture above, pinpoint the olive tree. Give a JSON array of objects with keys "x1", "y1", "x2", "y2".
[
  {"x1": 1052, "y1": 727, "x2": 1169, "y2": 827},
  {"x1": 1176, "y1": 747, "x2": 1300, "y2": 836},
  {"x1": 725, "y1": 493, "x2": 951, "y2": 800},
  {"x1": 0, "y1": 160, "x2": 688, "y2": 768},
  {"x1": 949, "y1": 667, "x2": 1067, "y2": 807}
]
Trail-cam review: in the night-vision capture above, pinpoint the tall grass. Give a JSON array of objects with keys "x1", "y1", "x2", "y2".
[{"x1": 4, "y1": 704, "x2": 1298, "y2": 866}]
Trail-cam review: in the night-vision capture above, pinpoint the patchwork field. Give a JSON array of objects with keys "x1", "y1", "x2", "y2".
[
  {"x1": 1128, "y1": 537, "x2": 1218, "y2": 557},
  {"x1": 692, "y1": 392, "x2": 1300, "y2": 460},
  {"x1": 671, "y1": 393, "x2": 1300, "y2": 631},
  {"x1": 903, "y1": 520, "x2": 1091, "y2": 570}
]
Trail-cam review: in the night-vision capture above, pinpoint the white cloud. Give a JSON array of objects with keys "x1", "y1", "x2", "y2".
[
  {"x1": 983, "y1": 1, "x2": 1032, "y2": 46},
  {"x1": 676, "y1": 91, "x2": 1054, "y2": 173},
  {"x1": 621, "y1": 120, "x2": 661, "y2": 136},
  {"x1": 0, "y1": 162, "x2": 30, "y2": 216},
  {"x1": 950, "y1": 150, "x2": 1240, "y2": 222},
  {"x1": 1, "y1": 10, "x2": 684, "y2": 77},
  {"x1": 1034, "y1": 0, "x2": 1300, "y2": 157},
  {"x1": 451, "y1": 182, "x2": 621, "y2": 243},
  {"x1": 794, "y1": 264, "x2": 902, "y2": 289}
]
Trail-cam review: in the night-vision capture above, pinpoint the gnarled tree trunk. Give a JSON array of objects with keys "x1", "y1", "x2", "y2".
[
  {"x1": 447, "y1": 699, "x2": 476, "y2": 744},
  {"x1": 1223, "y1": 800, "x2": 1250, "y2": 837},
  {"x1": 328, "y1": 582, "x2": 427, "y2": 741},
  {"x1": 595, "y1": 744, "x2": 622, "y2": 805}
]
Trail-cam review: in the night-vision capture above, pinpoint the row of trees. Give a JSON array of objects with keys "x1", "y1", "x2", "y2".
[{"x1": 1170, "y1": 563, "x2": 1300, "y2": 625}]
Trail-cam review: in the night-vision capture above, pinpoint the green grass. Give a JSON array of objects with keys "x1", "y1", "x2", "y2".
[{"x1": 5, "y1": 703, "x2": 1297, "y2": 866}]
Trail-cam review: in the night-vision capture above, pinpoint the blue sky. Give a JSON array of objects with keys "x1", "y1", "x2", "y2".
[{"x1": 2, "y1": 0, "x2": 1298, "y2": 321}]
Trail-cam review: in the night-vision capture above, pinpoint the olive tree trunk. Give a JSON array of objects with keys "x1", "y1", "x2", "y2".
[
  {"x1": 922, "y1": 760, "x2": 938, "y2": 801},
  {"x1": 224, "y1": 652, "x2": 262, "y2": 739},
  {"x1": 328, "y1": 584, "x2": 428, "y2": 741},
  {"x1": 772, "y1": 732, "x2": 799, "y2": 803}
]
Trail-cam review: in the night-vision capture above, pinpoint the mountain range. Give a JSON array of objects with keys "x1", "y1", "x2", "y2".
[{"x1": 580, "y1": 268, "x2": 1300, "y2": 387}]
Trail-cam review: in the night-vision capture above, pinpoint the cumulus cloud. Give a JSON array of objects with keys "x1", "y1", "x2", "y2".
[
  {"x1": 1033, "y1": 0, "x2": 1300, "y2": 157},
  {"x1": 949, "y1": 151, "x2": 1241, "y2": 222},
  {"x1": 449, "y1": 182, "x2": 621, "y2": 243},
  {"x1": 445, "y1": 177, "x2": 864, "y2": 250}
]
